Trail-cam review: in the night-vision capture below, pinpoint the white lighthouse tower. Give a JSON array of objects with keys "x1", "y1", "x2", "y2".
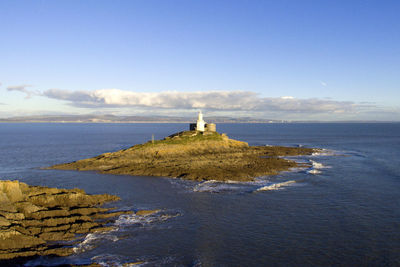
[
  {"x1": 189, "y1": 111, "x2": 216, "y2": 132},
  {"x1": 196, "y1": 111, "x2": 206, "y2": 132}
]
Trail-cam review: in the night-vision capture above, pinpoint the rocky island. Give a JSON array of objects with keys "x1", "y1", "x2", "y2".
[
  {"x1": 50, "y1": 113, "x2": 316, "y2": 181},
  {"x1": 49, "y1": 129, "x2": 316, "y2": 182}
]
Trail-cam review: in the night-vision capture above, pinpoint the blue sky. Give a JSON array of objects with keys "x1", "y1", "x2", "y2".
[{"x1": 1, "y1": 0, "x2": 399, "y2": 121}]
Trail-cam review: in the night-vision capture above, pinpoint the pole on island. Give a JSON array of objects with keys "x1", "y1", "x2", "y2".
[{"x1": 152, "y1": 134, "x2": 154, "y2": 144}]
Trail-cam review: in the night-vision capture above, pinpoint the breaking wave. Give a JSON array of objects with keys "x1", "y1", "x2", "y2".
[
  {"x1": 73, "y1": 232, "x2": 119, "y2": 253},
  {"x1": 73, "y1": 209, "x2": 180, "y2": 254},
  {"x1": 115, "y1": 210, "x2": 181, "y2": 227},
  {"x1": 91, "y1": 254, "x2": 147, "y2": 266},
  {"x1": 91, "y1": 254, "x2": 197, "y2": 267},
  {"x1": 310, "y1": 160, "x2": 330, "y2": 169},
  {"x1": 193, "y1": 180, "x2": 248, "y2": 193},
  {"x1": 311, "y1": 148, "x2": 336, "y2": 156},
  {"x1": 307, "y1": 169, "x2": 322, "y2": 175},
  {"x1": 306, "y1": 159, "x2": 330, "y2": 175},
  {"x1": 255, "y1": 180, "x2": 297, "y2": 191}
]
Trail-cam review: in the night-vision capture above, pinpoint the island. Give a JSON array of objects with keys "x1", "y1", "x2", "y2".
[{"x1": 49, "y1": 113, "x2": 316, "y2": 181}]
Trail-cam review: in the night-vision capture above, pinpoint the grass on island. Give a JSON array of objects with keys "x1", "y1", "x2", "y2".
[{"x1": 49, "y1": 131, "x2": 316, "y2": 182}]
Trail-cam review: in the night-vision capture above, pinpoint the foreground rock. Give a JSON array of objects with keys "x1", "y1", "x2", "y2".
[
  {"x1": 0, "y1": 180, "x2": 131, "y2": 260},
  {"x1": 50, "y1": 131, "x2": 316, "y2": 182}
]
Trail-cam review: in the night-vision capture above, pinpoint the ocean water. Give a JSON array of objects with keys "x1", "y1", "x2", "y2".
[{"x1": 1, "y1": 123, "x2": 400, "y2": 266}]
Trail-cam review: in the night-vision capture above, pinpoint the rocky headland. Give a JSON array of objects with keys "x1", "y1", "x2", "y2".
[
  {"x1": 50, "y1": 131, "x2": 316, "y2": 181},
  {"x1": 0, "y1": 180, "x2": 156, "y2": 262}
]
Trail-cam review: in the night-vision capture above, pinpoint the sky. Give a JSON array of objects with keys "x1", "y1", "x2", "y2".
[{"x1": 0, "y1": 0, "x2": 399, "y2": 121}]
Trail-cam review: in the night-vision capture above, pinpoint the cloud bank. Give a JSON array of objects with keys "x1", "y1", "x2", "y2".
[
  {"x1": 41, "y1": 88, "x2": 358, "y2": 114},
  {"x1": 7, "y1": 85, "x2": 390, "y2": 120}
]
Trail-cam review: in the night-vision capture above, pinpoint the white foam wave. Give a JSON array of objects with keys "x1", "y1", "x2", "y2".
[
  {"x1": 306, "y1": 160, "x2": 330, "y2": 175},
  {"x1": 256, "y1": 180, "x2": 296, "y2": 191},
  {"x1": 115, "y1": 210, "x2": 180, "y2": 227},
  {"x1": 193, "y1": 181, "x2": 242, "y2": 193},
  {"x1": 307, "y1": 169, "x2": 322, "y2": 175},
  {"x1": 311, "y1": 149, "x2": 335, "y2": 156},
  {"x1": 74, "y1": 232, "x2": 118, "y2": 253},
  {"x1": 92, "y1": 254, "x2": 147, "y2": 266},
  {"x1": 310, "y1": 160, "x2": 330, "y2": 169},
  {"x1": 74, "y1": 209, "x2": 179, "y2": 255},
  {"x1": 223, "y1": 180, "x2": 247, "y2": 184}
]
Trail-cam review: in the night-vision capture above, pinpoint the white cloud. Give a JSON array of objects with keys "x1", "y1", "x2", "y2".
[
  {"x1": 7, "y1": 84, "x2": 37, "y2": 99},
  {"x1": 41, "y1": 88, "x2": 359, "y2": 114},
  {"x1": 320, "y1": 81, "x2": 327, "y2": 87},
  {"x1": 7, "y1": 85, "x2": 392, "y2": 119}
]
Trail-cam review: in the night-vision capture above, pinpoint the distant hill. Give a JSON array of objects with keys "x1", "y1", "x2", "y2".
[{"x1": 0, "y1": 114, "x2": 284, "y2": 123}]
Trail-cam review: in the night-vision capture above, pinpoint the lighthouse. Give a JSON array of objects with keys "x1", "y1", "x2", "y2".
[
  {"x1": 189, "y1": 111, "x2": 216, "y2": 132},
  {"x1": 196, "y1": 111, "x2": 205, "y2": 132}
]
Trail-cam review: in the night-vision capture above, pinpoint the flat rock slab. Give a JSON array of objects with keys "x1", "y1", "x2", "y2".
[{"x1": 0, "y1": 180, "x2": 129, "y2": 260}]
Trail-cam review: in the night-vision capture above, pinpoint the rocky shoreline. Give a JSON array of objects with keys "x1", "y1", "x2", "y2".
[
  {"x1": 0, "y1": 180, "x2": 156, "y2": 262},
  {"x1": 49, "y1": 131, "x2": 316, "y2": 182}
]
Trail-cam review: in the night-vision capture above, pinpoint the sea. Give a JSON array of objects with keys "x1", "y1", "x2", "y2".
[{"x1": 1, "y1": 123, "x2": 399, "y2": 267}]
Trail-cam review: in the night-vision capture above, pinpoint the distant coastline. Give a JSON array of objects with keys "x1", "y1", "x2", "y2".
[
  {"x1": 0, "y1": 114, "x2": 397, "y2": 123},
  {"x1": 0, "y1": 114, "x2": 287, "y2": 123}
]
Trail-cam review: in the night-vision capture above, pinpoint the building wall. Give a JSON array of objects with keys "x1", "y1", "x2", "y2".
[
  {"x1": 190, "y1": 123, "x2": 216, "y2": 132},
  {"x1": 190, "y1": 123, "x2": 197, "y2": 131},
  {"x1": 205, "y1": 123, "x2": 216, "y2": 132}
]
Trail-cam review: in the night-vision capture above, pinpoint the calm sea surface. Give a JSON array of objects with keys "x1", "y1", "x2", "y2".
[{"x1": 1, "y1": 123, "x2": 399, "y2": 266}]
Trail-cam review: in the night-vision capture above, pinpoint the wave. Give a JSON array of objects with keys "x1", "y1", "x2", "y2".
[
  {"x1": 255, "y1": 180, "x2": 297, "y2": 191},
  {"x1": 91, "y1": 254, "x2": 197, "y2": 267},
  {"x1": 311, "y1": 148, "x2": 336, "y2": 156},
  {"x1": 306, "y1": 160, "x2": 330, "y2": 175},
  {"x1": 74, "y1": 209, "x2": 180, "y2": 254},
  {"x1": 193, "y1": 180, "x2": 245, "y2": 193},
  {"x1": 91, "y1": 254, "x2": 147, "y2": 266},
  {"x1": 310, "y1": 160, "x2": 330, "y2": 169},
  {"x1": 115, "y1": 210, "x2": 180, "y2": 227},
  {"x1": 307, "y1": 169, "x2": 322, "y2": 175},
  {"x1": 73, "y1": 232, "x2": 119, "y2": 253}
]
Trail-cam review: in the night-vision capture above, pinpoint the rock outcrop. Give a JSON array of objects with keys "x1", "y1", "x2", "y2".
[
  {"x1": 0, "y1": 180, "x2": 131, "y2": 260},
  {"x1": 50, "y1": 131, "x2": 316, "y2": 181}
]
